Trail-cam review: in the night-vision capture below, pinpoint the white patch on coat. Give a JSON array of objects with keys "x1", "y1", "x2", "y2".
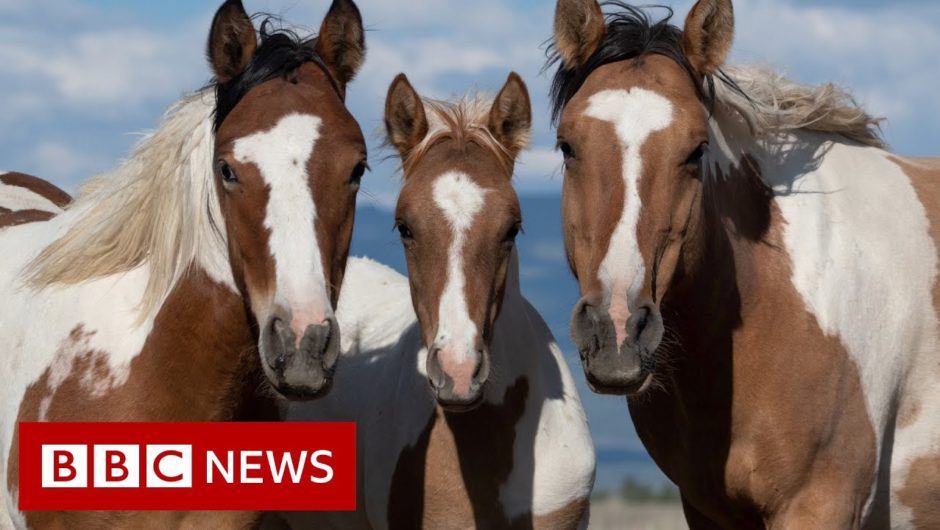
[
  {"x1": 0, "y1": 210, "x2": 157, "y2": 525},
  {"x1": 234, "y1": 113, "x2": 330, "y2": 334},
  {"x1": 431, "y1": 171, "x2": 488, "y2": 361},
  {"x1": 0, "y1": 92, "x2": 239, "y2": 527},
  {"x1": 282, "y1": 255, "x2": 595, "y2": 528},
  {"x1": 584, "y1": 88, "x2": 673, "y2": 345},
  {"x1": 0, "y1": 180, "x2": 63, "y2": 214},
  {"x1": 764, "y1": 137, "x2": 940, "y2": 526}
]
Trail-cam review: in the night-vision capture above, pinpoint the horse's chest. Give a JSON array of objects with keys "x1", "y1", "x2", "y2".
[
  {"x1": 631, "y1": 299, "x2": 879, "y2": 525},
  {"x1": 386, "y1": 379, "x2": 530, "y2": 529}
]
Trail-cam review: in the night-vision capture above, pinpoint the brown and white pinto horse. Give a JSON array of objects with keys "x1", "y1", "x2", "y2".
[
  {"x1": 279, "y1": 75, "x2": 595, "y2": 529},
  {"x1": 0, "y1": 0, "x2": 367, "y2": 527},
  {"x1": 0, "y1": 172, "x2": 70, "y2": 228},
  {"x1": 550, "y1": 0, "x2": 940, "y2": 527}
]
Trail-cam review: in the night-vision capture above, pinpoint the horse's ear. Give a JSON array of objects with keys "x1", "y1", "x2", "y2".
[
  {"x1": 207, "y1": 0, "x2": 257, "y2": 83},
  {"x1": 488, "y1": 72, "x2": 532, "y2": 160},
  {"x1": 315, "y1": 0, "x2": 366, "y2": 91},
  {"x1": 681, "y1": 0, "x2": 734, "y2": 75},
  {"x1": 384, "y1": 74, "x2": 428, "y2": 160},
  {"x1": 553, "y1": 0, "x2": 605, "y2": 69}
]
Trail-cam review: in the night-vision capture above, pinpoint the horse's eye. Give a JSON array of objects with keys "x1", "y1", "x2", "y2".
[
  {"x1": 396, "y1": 221, "x2": 413, "y2": 240},
  {"x1": 558, "y1": 141, "x2": 576, "y2": 161},
  {"x1": 350, "y1": 161, "x2": 368, "y2": 188},
  {"x1": 504, "y1": 222, "x2": 521, "y2": 244},
  {"x1": 684, "y1": 143, "x2": 708, "y2": 167},
  {"x1": 216, "y1": 160, "x2": 238, "y2": 183}
]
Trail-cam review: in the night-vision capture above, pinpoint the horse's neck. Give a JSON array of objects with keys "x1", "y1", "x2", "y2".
[
  {"x1": 126, "y1": 267, "x2": 267, "y2": 421},
  {"x1": 502, "y1": 245, "x2": 523, "y2": 305},
  {"x1": 670, "y1": 113, "x2": 906, "y2": 373},
  {"x1": 488, "y1": 248, "x2": 532, "y2": 379}
]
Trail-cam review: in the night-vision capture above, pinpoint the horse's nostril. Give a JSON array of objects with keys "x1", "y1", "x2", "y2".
[
  {"x1": 635, "y1": 307, "x2": 650, "y2": 335},
  {"x1": 427, "y1": 348, "x2": 446, "y2": 389}
]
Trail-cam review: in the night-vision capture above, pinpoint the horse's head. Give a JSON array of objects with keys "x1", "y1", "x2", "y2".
[
  {"x1": 550, "y1": 0, "x2": 733, "y2": 395},
  {"x1": 384, "y1": 73, "x2": 531, "y2": 411},
  {"x1": 207, "y1": 0, "x2": 366, "y2": 399}
]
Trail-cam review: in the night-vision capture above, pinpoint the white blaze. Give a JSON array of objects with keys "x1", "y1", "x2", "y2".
[
  {"x1": 585, "y1": 88, "x2": 673, "y2": 345},
  {"x1": 432, "y1": 171, "x2": 487, "y2": 361},
  {"x1": 234, "y1": 113, "x2": 329, "y2": 332}
]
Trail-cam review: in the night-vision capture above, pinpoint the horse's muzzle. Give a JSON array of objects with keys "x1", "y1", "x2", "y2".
[
  {"x1": 259, "y1": 315, "x2": 341, "y2": 400},
  {"x1": 570, "y1": 297, "x2": 660, "y2": 395},
  {"x1": 426, "y1": 345, "x2": 489, "y2": 412}
]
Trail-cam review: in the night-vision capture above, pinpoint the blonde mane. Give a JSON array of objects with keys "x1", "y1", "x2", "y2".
[
  {"x1": 402, "y1": 95, "x2": 522, "y2": 175},
  {"x1": 715, "y1": 65, "x2": 885, "y2": 148},
  {"x1": 27, "y1": 89, "x2": 230, "y2": 315}
]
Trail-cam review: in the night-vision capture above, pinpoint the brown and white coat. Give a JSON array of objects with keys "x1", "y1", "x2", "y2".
[
  {"x1": 280, "y1": 79, "x2": 595, "y2": 529},
  {"x1": 550, "y1": 0, "x2": 940, "y2": 527}
]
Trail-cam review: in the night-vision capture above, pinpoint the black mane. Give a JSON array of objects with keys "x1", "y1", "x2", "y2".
[
  {"x1": 213, "y1": 18, "x2": 339, "y2": 131},
  {"x1": 546, "y1": 2, "x2": 713, "y2": 125}
]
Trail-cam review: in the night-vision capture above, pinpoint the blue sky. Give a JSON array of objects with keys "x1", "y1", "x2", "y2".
[
  {"x1": 2, "y1": 0, "x2": 939, "y2": 491},
  {"x1": 2, "y1": 0, "x2": 938, "y2": 205}
]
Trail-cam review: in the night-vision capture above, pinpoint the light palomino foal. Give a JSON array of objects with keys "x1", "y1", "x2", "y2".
[
  {"x1": 549, "y1": 0, "x2": 940, "y2": 527},
  {"x1": 0, "y1": 0, "x2": 368, "y2": 527},
  {"x1": 280, "y1": 74, "x2": 594, "y2": 529}
]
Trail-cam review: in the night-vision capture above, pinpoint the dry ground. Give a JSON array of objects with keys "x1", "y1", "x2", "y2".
[{"x1": 588, "y1": 498, "x2": 686, "y2": 530}]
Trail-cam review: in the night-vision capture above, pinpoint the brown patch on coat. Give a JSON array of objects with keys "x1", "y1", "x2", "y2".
[
  {"x1": 898, "y1": 399, "x2": 921, "y2": 429},
  {"x1": 627, "y1": 157, "x2": 876, "y2": 528},
  {"x1": 0, "y1": 209, "x2": 56, "y2": 228},
  {"x1": 889, "y1": 155, "x2": 940, "y2": 528},
  {"x1": 7, "y1": 268, "x2": 270, "y2": 528},
  {"x1": 0, "y1": 172, "x2": 71, "y2": 208},
  {"x1": 897, "y1": 455, "x2": 940, "y2": 529},
  {"x1": 894, "y1": 156, "x2": 940, "y2": 323},
  {"x1": 388, "y1": 378, "x2": 549, "y2": 529}
]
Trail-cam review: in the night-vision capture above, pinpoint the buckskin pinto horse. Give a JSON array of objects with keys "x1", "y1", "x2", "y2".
[
  {"x1": 279, "y1": 74, "x2": 595, "y2": 529},
  {"x1": 549, "y1": 0, "x2": 940, "y2": 527},
  {"x1": 0, "y1": 0, "x2": 367, "y2": 526}
]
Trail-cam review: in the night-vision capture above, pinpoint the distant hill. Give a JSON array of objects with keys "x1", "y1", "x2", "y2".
[{"x1": 350, "y1": 194, "x2": 669, "y2": 492}]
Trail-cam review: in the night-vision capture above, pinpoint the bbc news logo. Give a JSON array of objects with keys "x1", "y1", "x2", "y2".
[
  {"x1": 42, "y1": 444, "x2": 193, "y2": 489},
  {"x1": 40, "y1": 445, "x2": 335, "y2": 489},
  {"x1": 19, "y1": 422, "x2": 355, "y2": 511}
]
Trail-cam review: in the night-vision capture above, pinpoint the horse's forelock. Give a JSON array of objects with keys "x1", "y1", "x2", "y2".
[{"x1": 212, "y1": 17, "x2": 341, "y2": 131}]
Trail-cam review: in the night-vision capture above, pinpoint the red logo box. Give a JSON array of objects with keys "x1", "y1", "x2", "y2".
[{"x1": 18, "y1": 422, "x2": 356, "y2": 511}]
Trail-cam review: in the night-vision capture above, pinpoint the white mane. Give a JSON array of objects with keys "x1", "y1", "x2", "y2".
[
  {"x1": 27, "y1": 89, "x2": 231, "y2": 315},
  {"x1": 715, "y1": 65, "x2": 885, "y2": 148}
]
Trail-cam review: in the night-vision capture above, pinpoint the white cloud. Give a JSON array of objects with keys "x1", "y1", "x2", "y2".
[
  {"x1": 0, "y1": 28, "x2": 205, "y2": 107},
  {"x1": 728, "y1": 0, "x2": 940, "y2": 147},
  {"x1": 30, "y1": 141, "x2": 111, "y2": 191},
  {"x1": 2, "y1": 0, "x2": 938, "y2": 194}
]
